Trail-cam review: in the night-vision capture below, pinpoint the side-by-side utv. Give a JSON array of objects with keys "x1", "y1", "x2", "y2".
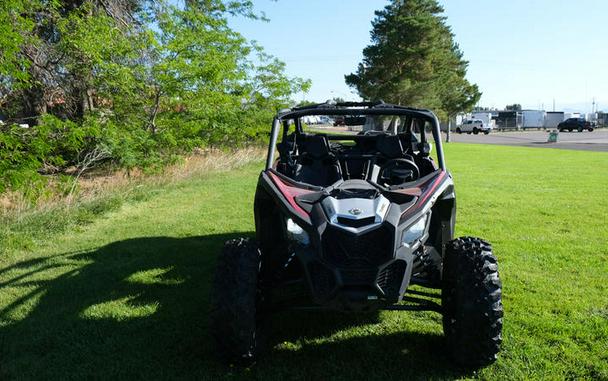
[{"x1": 209, "y1": 101, "x2": 503, "y2": 367}]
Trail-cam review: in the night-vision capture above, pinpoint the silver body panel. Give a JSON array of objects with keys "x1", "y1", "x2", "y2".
[{"x1": 321, "y1": 194, "x2": 391, "y2": 234}]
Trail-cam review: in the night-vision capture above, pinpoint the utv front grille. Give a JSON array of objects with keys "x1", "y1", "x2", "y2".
[
  {"x1": 322, "y1": 224, "x2": 394, "y2": 268},
  {"x1": 340, "y1": 268, "x2": 378, "y2": 284},
  {"x1": 308, "y1": 261, "x2": 336, "y2": 298},
  {"x1": 377, "y1": 260, "x2": 406, "y2": 299},
  {"x1": 336, "y1": 216, "x2": 376, "y2": 228}
]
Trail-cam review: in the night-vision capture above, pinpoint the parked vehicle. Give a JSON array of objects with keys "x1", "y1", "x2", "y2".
[
  {"x1": 302, "y1": 115, "x2": 321, "y2": 125},
  {"x1": 598, "y1": 112, "x2": 608, "y2": 126},
  {"x1": 522, "y1": 110, "x2": 546, "y2": 129},
  {"x1": 456, "y1": 119, "x2": 491, "y2": 134},
  {"x1": 558, "y1": 118, "x2": 594, "y2": 132},
  {"x1": 318, "y1": 115, "x2": 333, "y2": 125},
  {"x1": 496, "y1": 111, "x2": 522, "y2": 130},
  {"x1": 471, "y1": 112, "x2": 496, "y2": 131},
  {"x1": 544, "y1": 111, "x2": 565, "y2": 129},
  {"x1": 209, "y1": 101, "x2": 503, "y2": 367}
]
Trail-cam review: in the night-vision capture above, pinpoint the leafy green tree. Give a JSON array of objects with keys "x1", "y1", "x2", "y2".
[
  {"x1": 505, "y1": 104, "x2": 522, "y2": 111},
  {"x1": 345, "y1": 0, "x2": 480, "y2": 120},
  {"x1": 473, "y1": 106, "x2": 492, "y2": 112},
  {"x1": 145, "y1": 4, "x2": 309, "y2": 147},
  {"x1": 296, "y1": 100, "x2": 317, "y2": 107},
  {"x1": 0, "y1": 0, "x2": 310, "y2": 194}
]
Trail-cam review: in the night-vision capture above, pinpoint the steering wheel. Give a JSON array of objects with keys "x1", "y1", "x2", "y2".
[{"x1": 378, "y1": 158, "x2": 420, "y2": 186}]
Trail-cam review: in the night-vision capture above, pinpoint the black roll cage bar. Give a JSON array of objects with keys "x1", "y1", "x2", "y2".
[{"x1": 265, "y1": 102, "x2": 446, "y2": 171}]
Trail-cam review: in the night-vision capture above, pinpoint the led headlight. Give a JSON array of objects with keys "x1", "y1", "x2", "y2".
[
  {"x1": 401, "y1": 214, "x2": 428, "y2": 247},
  {"x1": 286, "y1": 218, "x2": 310, "y2": 245}
]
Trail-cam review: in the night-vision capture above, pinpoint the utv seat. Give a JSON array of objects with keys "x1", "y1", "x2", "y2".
[
  {"x1": 276, "y1": 133, "x2": 299, "y2": 177},
  {"x1": 374, "y1": 134, "x2": 421, "y2": 185},
  {"x1": 293, "y1": 135, "x2": 342, "y2": 187},
  {"x1": 376, "y1": 133, "x2": 415, "y2": 162},
  {"x1": 415, "y1": 142, "x2": 437, "y2": 176}
]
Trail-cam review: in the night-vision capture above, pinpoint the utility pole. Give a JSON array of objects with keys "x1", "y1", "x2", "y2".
[{"x1": 553, "y1": 98, "x2": 555, "y2": 112}]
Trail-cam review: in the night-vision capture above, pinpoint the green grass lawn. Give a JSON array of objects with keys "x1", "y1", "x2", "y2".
[{"x1": 0, "y1": 144, "x2": 607, "y2": 380}]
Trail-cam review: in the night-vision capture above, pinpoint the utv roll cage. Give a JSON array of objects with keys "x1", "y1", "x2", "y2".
[{"x1": 265, "y1": 101, "x2": 447, "y2": 171}]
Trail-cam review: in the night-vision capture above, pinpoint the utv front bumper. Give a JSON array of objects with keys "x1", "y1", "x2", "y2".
[{"x1": 295, "y1": 222, "x2": 417, "y2": 312}]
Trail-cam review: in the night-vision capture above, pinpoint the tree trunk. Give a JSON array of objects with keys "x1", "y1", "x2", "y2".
[
  {"x1": 446, "y1": 117, "x2": 451, "y2": 143},
  {"x1": 147, "y1": 87, "x2": 161, "y2": 134},
  {"x1": 21, "y1": 87, "x2": 46, "y2": 124}
]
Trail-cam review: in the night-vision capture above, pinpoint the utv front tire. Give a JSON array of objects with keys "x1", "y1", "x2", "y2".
[
  {"x1": 209, "y1": 238, "x2": 263, "y2": 364},
  {"x1": 442, "y1": 237, "x2": 503, "y2": 367}
]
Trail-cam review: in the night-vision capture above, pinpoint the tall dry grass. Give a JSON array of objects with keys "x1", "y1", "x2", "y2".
[{"x1": 0, "y1": 146, "x2": 265, "y2": 218}]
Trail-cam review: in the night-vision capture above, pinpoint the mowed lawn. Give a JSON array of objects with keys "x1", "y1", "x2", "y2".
[{"x1": 0, "y1": 144, "x2": 607, "y2": 380}]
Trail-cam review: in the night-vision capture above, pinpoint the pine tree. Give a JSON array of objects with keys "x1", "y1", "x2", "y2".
[{"x1": 345, "y1": 0, "x2": 480, "y2": 120}]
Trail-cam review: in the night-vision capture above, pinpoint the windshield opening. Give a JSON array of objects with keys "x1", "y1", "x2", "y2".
[{"x1": 274, "y1": 113, "x2": 438, "y2": 189}]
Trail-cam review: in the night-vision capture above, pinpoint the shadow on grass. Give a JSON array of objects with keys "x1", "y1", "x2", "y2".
[{"x1": 0, "y1": 234, "x2": 473, "y2": 380}]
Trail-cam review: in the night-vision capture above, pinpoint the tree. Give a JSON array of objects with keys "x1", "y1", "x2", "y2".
[
  {"x1": 345, "y1": 0, "x2": 480, "y2": 121},
  {"x1": 505, "y1": 104, "x2": 522, "y2": 111},
  {"x1": 473, "y1": 106, "x2": 493, "y2": 112},
  {"x1": 296, "y1": 100, "x2": 317, "y2": 107},
  {"x1": 0, "y1": 0, "x2": 310, "y2": 192},
  {"x1": 0, "y1": 0, "x2": 148, "y2": 122}
]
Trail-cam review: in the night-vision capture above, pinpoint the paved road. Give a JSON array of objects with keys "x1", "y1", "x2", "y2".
[{"x1": 444, "y1": 129, "x2": 608, "y2": 152}]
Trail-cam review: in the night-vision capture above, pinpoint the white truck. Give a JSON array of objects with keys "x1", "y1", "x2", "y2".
[
  {"x1": 456, "y1": 119, "x2": 492, "y2": 134},
  {"x1": 471, "y1": 112, "x2": 496, "y2": 130},
  {"x1": 302, "y1": 115, "x2": 321, "y2": 125}
]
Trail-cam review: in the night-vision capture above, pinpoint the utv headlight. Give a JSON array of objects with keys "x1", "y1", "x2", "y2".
[
  {"x1": 401, "y1": 214, "x2": 428, "y2": 247},
  {"x1": 286, "y1": 218, "x2": 310, "y2": 245}
]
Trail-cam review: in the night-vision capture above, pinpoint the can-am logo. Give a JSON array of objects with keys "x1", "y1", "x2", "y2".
[{"x1": 348, "y1": 208, "x2": 362, "y2": 216}]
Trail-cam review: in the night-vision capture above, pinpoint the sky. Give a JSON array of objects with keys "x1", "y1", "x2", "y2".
[{"x1": 230, "y1": 0, "x2": 607, "y2": 112}]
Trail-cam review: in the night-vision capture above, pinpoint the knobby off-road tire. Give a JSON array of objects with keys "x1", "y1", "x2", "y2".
[
  {"x1": 442, "y1": 237, "x2": 503, "y2": 367},
  {"x1": 209, "y1": 238, "x2": 263, "y2": 365}
]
